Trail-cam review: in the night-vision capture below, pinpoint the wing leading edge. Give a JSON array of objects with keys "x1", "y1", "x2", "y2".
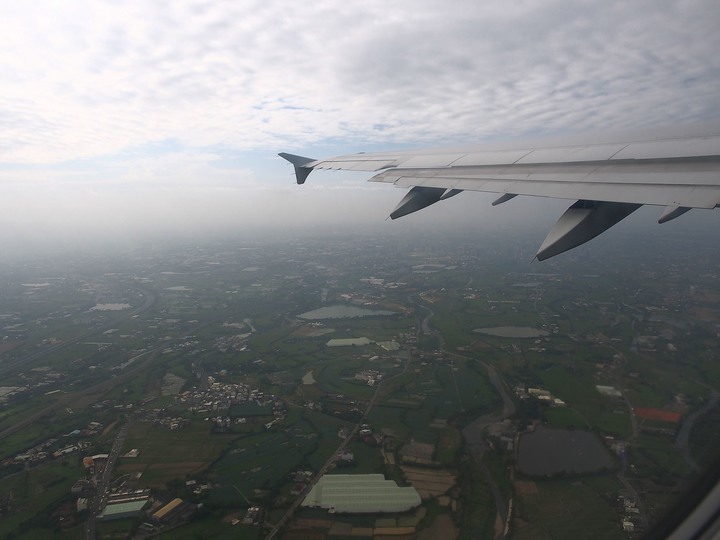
[{"x1": 279, "y1": 130, "x2": 720, "y2": 260}]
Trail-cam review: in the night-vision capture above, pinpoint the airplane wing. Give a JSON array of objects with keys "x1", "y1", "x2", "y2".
[{"x1": 279, "y1": 130, "x2": 720, "y2": 260}]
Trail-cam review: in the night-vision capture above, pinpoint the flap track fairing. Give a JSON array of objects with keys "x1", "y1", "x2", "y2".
[
  {"x1": 536, "y1": 200, "x2": 642, "y2": 261},
  {"x1": 658, "y1": 205, "x2": 691, "y2": 224},
  {"x1": 390, "y1": 186, "x2": 447, "y2": 220},
  {"x1": 440, "y1": 189, "x2": 463, "y2": 200},
  {"x1": 492, "y1": 193, "x2": 517, "y2": 206}
]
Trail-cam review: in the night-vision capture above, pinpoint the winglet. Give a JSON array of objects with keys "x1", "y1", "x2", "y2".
[{"x1": 278, "y1": 153, "x2": 316, "y2": 184}]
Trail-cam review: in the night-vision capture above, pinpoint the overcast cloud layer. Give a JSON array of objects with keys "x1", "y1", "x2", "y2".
[{"x1": 1, "y1": 0, "x2": 719, "y2": 249}]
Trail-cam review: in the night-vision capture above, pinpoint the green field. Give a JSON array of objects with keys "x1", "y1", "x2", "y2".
[
  {"x1": 512, "y1": 478, "x2": 621, "y2": 540},
  {"x1": 0, "y1": 462, "x2": 84, "y2": 538}
]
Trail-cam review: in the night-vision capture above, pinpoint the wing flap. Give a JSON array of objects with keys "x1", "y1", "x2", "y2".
[{"x1": 370, "y1": 164, "x2": 720, "y2": 209}]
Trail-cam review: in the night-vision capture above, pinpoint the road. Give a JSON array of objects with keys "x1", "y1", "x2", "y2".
[
  {"x1": 85, "y1": 420, "x2": 131, "y2": 539},
  {"x1": 265, "y1": 378, "x2": 388, "y2": 540},
  {"x1": 265, "y1": 336, "x2": 417, "y2": 540},
  {"x1": 616, "y1": 394, "x2": 651, "y2": 527}
]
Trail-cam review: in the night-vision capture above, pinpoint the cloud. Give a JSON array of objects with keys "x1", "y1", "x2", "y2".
[{"x1": 1, "y1": 0, "x2": 718, "y2": 165}]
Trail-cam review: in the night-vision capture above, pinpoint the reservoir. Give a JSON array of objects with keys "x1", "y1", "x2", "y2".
[
  {"x1": 474, "y1": 326, "x2": 549, "y2": 338},
  {"x1": 517, "y1": 426, "x2": 615, "y2": 475},
  {"x1": 299, "y1": 305, "x2": 395, "y2": 320}
]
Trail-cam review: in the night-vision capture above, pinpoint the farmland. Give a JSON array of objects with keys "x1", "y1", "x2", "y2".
[{"x1": 0, "y1": 229, "x2": 717, "y2": 538}]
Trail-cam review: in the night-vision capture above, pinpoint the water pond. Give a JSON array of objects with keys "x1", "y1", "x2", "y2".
[{"x1": 517, "y1": 425, "x2": 615, "y2": 476}]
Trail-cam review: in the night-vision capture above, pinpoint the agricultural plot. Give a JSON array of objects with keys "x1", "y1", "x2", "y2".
[
  {"x1": 210, "y1": 437, "x2": 304, "y2": 501},
  {"x1": 401, "y1": 466, "x2": 457, "y2": 499},
  {"x1": 367, "y1": 405, "x2": 412, "y2": 440},
  {"x1": 630, "y1": 434, "x2": 692, "y2": 478},
  {"x1": 0, "y1": 462, "x2": 84, "y2": 538},
  {"x1": 512, "y1": 478, "x2": 621, "y2": 540},
  {"x1": 311, "y1": 361, "x2": 376, "y2": 400},
  {"x1": 297, "y1": 411, "x2": 348, "y2": 470},
  {"x1": 118, "y1": 420, "x2": 235, "y2": 487},
  {"x1": 545, "y1": 407, "x2": 589, "y2": 430}
]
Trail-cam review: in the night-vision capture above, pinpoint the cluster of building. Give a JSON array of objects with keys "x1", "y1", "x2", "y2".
[
  {"x1": 0, "y1": 366, "x2": 69, "y2": 404},
  {"x1": 4, "y1": 422, "x2": 104, "y2": 467},
  {"x1": 5, "y1": 437, "x2": 58, "y2": 466},
  {"x1": 354, "y1": 370, "x2": 384, "y2": 386},
  {"x1": 181, "y1": 479, "x2": 211, "y2": 497},
  {"x1": 74, "y1": 468, "x2": 199, "y2": 532},
  {"x1": 604, "y1": 435, "x2": 628, "y2": 460},
  {"x1": 618, "y1": 494, "x2": 644, "y2": 535},
  {"x1": 97, "y1": 493, "x2": 198, "y2": 534},
  {"x1": 151, "y1": 415, "x2": 191, "y2": 430},
  {"x1": 0, "y1": 311, "x2": 27, "y2": 341},
  {"x1": 159, "y1": 337, "x2": 201, "y2": 357},
  {"x1": 289, "y1": 469, "x2": 315, "y2": 496},
  {"x1": 241, "y1": 506, "x2": 262, "y2": 525},
  {"x1": 214, "y1": 332, "x2": 250, "y2": 353},
  {"x1": 177, "y1": 378, "x2": 267, "y2": 413},
  {"x1": 514, "y1": 385, "x2": 566, "y2": 407},
  {"x1": 486, "y1": 419, "x2": 517, "y2": 452}
]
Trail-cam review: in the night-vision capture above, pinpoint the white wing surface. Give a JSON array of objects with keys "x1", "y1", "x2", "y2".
[{"x1": 280, "y1": 130, "x2": 720, "y2": 260}]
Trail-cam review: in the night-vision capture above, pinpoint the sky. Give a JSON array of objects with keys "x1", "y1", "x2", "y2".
[{"x1": 1, "y1": 0, "x2": 719, "y2": 253}]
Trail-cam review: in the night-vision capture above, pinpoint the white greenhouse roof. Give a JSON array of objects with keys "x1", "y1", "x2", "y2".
[{"x1": 301, "y1": 474, "x2": 421, "y2": 513}]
